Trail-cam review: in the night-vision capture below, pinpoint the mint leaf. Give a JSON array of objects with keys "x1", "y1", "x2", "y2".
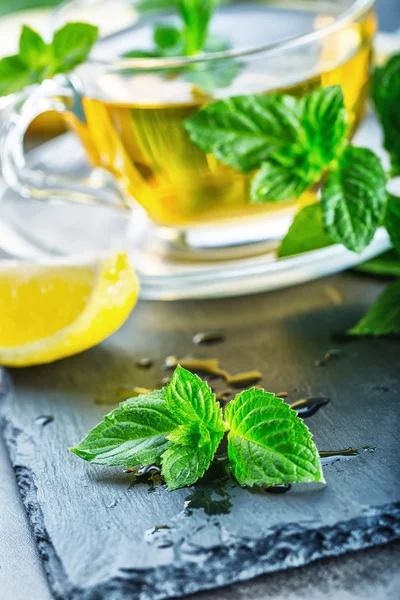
[
  {"x1": 136, "y1": 0, "x2": 180, "y2": 12},
  {"x1": 165, "y1": 365, "x2": 225, "y2": 433},
  {"x1": 161, "y1": 431, "x2": 223, "y2": 490},
  {"x1": 0, "y1": 55, "x2": 31, "y2": 96},
  {"x1": 19, "y1": 25, "x2": 49, "y2": 68},
  {"x1": 185, "y1": 87, "x2": 347, "y2": 202},
  {"x1": 51, "y1": 22, "x2": 98, "y2": 74},
  {"x1": 154, "y1": 23, "x2": 182, "y2": 50},
  {"x1": 321, "y1": 147, "x2": 387, "y2": 253},
  {"x1": 278, "y1": 203, "x2": 333, "y2": 257},
  {"x1": 355, "y1": 251, "x2": 400, "y2": 277},
  {"x1": 349, "y1": 279, "x2": 400, "y2": 335},
  {"x1": 162, "y1": 365, "x2": 225, "y2": 489},
  {"x1": 179, "y1": 0, "x2": 215, "y2": 55},
  {"x1": 385, "y1": 194, "x2": 400, "y2": 255},
  {"x1": 71, "y1": 390, "x2": 179, "y2": 467},
  {"x1": 225, "y1": 388, "x2": 324, "y2": 487},
  {"x1": 301, "y1": 86, "x2": 348, "y2": 171},
  {"x1": 251, "y1": 161, "x2": 309, "y2": 204},
  {"x1": 184, "y1": 58, "x2": 241, "y2": 93},
  {"x1": 184, "y1": 94, "x2": 302, "y2": 172},
  {"x1": 372, "y1": 54, "x2": 400, "y2": 176},
  {"x1": 0, "y1": 22, "x2": 98, "y2": 97}
]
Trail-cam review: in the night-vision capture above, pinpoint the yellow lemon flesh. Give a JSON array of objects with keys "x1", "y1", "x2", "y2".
[{"x1": 0, "y1": 252, "x2": 139, "y2": 367}]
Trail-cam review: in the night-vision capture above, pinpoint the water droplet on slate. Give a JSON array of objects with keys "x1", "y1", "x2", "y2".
[
  {"x1": 290, "y1": 396, "x2": 330, "y2": 418},
  {"x1": 136, "y1": 358, "x2": 153, "y2": 369},
  {"x1": 362, "y1": 445, "x2": 376, "y2": 453},
  {"x1": 193, "y1": 331, "x2": 225, "y2": 345},
  {"x1": 265, "y1": 483, "x2": 292, "y2": 494},
  {"x1": 319, "y1": 447, "x2": 358, "y2": 465},
  {"x1": 144, "y1": 525, "x2": 174, "y2": 549},
  {"x1": 35, "y1": 415, "x2": 54, "y2": 427}
]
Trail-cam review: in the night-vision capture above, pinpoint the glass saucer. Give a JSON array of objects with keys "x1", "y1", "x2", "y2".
[{"x1": 0, "y1": 112, "x2": 393, "y2": 300}]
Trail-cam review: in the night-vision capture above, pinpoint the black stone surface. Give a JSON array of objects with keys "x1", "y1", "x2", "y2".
[{"x1": 1, "y1": 273, "x2": 400, "y2": 600}]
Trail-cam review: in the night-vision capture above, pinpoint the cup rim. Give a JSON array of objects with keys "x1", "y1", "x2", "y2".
[{"x1": 50, "y1": 0, "x2": 375, "y2": 70}]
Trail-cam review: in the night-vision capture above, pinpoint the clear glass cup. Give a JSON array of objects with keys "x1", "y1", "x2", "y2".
[{"x1": 1, "y1": 0, "x2": 376, "y2": 258}]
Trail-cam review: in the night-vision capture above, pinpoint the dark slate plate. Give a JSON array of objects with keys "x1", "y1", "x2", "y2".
[{"x1": 1, "y1": 274, "x2": 400, "y2": 600}]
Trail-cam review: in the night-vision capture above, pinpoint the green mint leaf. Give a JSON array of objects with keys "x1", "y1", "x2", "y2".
[
  {"x1": 162, "y1": 365, "x2": 225, "y2": 490},
  {"x1": 225, "y1": 388, "x2": 324, "y2": 487},
  {"x1": 136, "y1": 0, "x2": 180, "y2": 13},
  {"x1": 278, "y1": 203, "x2": 333, "y2": 258},
  {"x1": 385, "y1": 193, "x2": 400, "y2": 255},
  {"x1": 321, "y1": 146, "x2": 387, "y2": 253},
  {"x1": 51, "y1": 22, "x2": 98, "y2": 74},
  {"x1": 372, "y1": 54, "x2": 400, "y2": 176},
  {"x1": 355, "y1": 251, "x2": 400, "y2": 277},
  {"x1": 70, "y1": 390, "x2": 179, "y2": 467},
  {"x1": 348, "y1": 279, "x2": 400, "y2": 335},
  {"x1": 19, "y1": 25, "x2": 49, "y2": 68},
  {"x1": 161, "y1": 431, "x2": 223, "y2": 490},
  {"x1": 123, "y1": 49, "x2": 162, "y2": 59},
  {"x1": 0, "y1": 55, "x2": 31, "y2": 96},
  {"x1": 165, "y1": 365, "x2": 225, "y2": 433},
  {"x1": 184, "y1": 58, "x2": 241, "y2": 93},
  {"x1": 203, "y1": 32, "x2": 229, "y2": 53},
  {"x1": 184, "y1": 94, "x2": 302, "y2": 172},
  {"x1": 185, "y1": 87, "x2": 346, "y2": 202},
  {"x1": 154, "y1": 23, "x2": 182, "y2": 49},
  {"x1": 250, "y1": 161, "x2": 309, "y2": 204},
  {"x1": 301, "y1": 86, "x2": 348, "y2": 172},
  {"x1": 179, "y1": 0, "x2": 215, "y2": 55}
]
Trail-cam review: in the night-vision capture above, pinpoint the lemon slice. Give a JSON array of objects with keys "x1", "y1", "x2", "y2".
[{"x1": 0, "y1": 251, "x2": 139, "y2": 367}]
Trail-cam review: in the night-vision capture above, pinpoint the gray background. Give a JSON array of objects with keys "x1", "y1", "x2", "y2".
[{"x1": 1, "y1": 1, "x2": 400, "y2": 599}]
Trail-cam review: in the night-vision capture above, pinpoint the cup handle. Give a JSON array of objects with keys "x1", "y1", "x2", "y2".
[{"x1": 0, "y1": 75, "x2": 130, "y2": 210}]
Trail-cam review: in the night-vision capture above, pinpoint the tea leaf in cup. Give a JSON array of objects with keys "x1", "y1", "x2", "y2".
[
  {"x1": 154, "y1": 23, "x2": 182, "y2": 49},
  {"x1": 184, "y1": 93, "x2": 303, "y2": 172},
  {"x1": 179, "y1": 0, "x2": 216, "y2": 55},
  {"x1": 321, "y1": 147, "x2": 387, "y2": 253},
  {"x1": 250, "y1": 161, "x2": 309, "y2": 204},
  {"x1": 185, "y1": 86, "x2": 348, "y2": 202}
]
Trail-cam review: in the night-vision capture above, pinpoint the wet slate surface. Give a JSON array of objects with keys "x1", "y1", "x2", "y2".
[{"x1": 1, "y1": 273, "x2": 400, "y2": 600}]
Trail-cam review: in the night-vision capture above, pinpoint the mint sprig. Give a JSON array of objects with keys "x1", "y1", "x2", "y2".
[
  {"x1": 72, "y1": 367, "x2": 323, "y2": 491},
  {"x1": 184, "y1": 86, "x2": 352, "y2": 206},
  {"x1": 225, "y1": 388, "x2": 324, "y2": 487},
  {"x1": 0, "y1": 22, "x2": 98, "y2": 97},
  {"x1": 123, "y1": 0, "x2": 239, "y2": 93}
]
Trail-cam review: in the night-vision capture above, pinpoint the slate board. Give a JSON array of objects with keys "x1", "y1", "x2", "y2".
[{"x1": 1, "y1": 272, "x2": 400, "y2": 600}]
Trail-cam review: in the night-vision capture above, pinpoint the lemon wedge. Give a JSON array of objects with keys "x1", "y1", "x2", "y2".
[{"x1": 0, "y1": 251, "x2": 139, "y2": 367}]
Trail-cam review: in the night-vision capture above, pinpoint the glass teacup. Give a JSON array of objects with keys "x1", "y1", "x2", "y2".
[{"x1": 1, "y1": 0, "x2": 376, "y2": 255}]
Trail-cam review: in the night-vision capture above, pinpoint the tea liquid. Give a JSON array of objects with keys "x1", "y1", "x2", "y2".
[{"x1": 76, "y1": 2, "x2": 375, "y2": 227}]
